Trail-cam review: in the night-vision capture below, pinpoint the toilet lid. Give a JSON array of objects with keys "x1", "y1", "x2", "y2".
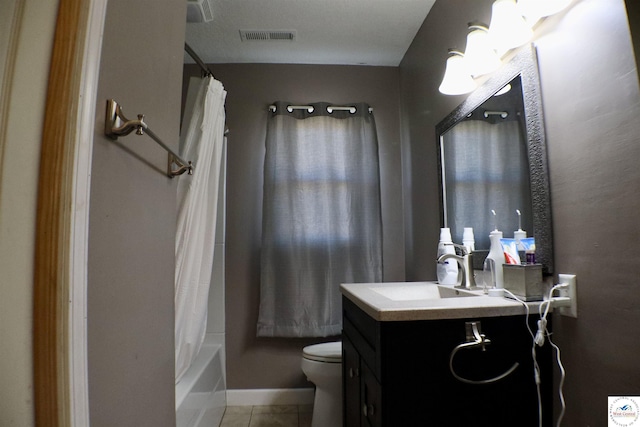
[{"x1": 303, "y1": 341, "x2": 342, "y2": 363}]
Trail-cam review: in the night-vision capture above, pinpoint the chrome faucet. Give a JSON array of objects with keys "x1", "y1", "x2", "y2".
[{"x1": 437, "y1": 244, "x2": 479, "y2": 290}]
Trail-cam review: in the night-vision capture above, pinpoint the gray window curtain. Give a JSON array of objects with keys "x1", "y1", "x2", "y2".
[
  {"x1": 258, "y1": 101, "x2": 383, "y2": 337},
  {"x1": 442, "y1": 113, "x2": 532, "y2": 249}
]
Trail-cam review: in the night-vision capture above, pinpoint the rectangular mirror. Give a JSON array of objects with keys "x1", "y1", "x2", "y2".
[{"x1": 436, "y1": 44, "x2": 554, "y2": 273}]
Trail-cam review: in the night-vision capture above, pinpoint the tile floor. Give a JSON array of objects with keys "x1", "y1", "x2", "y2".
[{"x1": 219, "y1": 405, "x2": 313, "y2": 427}]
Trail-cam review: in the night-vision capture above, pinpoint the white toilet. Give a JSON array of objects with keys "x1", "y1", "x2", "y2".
[{"x1": 301, "y1": 341, "x2": 343, "y2": 427}]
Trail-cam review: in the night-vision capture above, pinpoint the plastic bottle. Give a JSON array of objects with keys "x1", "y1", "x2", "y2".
[
  {"x1": 462, "y1": 227, "x2": 475, "y2": 253},
  {"x1": 437, "y1": 227, "x2": 458, "y2": 285},
  {"x1": 483, "y1": 230, "x2": 505, "y2": 290},
  {"x1": 514, "y1": 229, "x2": 527, "y2": 245},
  {"x1": 514, "y1": 210, "x2": 527, "y2": 263}
]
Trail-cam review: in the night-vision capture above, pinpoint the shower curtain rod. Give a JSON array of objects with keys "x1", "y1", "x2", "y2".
[
  {"x1": 268, "y1": 104, "x2": 373, "y2": 114},
  {"x1": 185, "y1": 43, "x2": 214, "y2": 77},
  {"x1": 184, "y1": 44, "x2": 231, "y2": 136},
  {"x1": 184, "y1": 42, "x2": 229, "y2": 135}
]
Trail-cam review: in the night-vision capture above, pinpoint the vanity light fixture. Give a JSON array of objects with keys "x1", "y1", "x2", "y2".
[
  {"x1": 517, "y1": 0, "x2": 573, "y2": 20},
  {"x1": 439, "y1": 0, "x2": 573, "y2": 96},
  {"x1": 464, "y1": 24, "x2": 502, "y2": 77},
  {"x1": 493, "y1": 83, "x2": 512, "y2": 96},
  {"x1": 438, "y1": 50, "x2": 477, "y2": 95},
  {"x1": 488, "y1": 0, "x2": 533, "y2": 53}
]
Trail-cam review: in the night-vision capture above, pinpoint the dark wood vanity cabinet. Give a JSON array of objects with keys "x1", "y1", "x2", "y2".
[
  {"x1": 344, "y1": 336, "x2": 382, "y2": 427},
  {"x1": 342, "y1": 297, "x2": 553, "y2": 427}
]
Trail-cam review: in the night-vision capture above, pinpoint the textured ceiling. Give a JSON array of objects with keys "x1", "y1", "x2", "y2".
[{"x1": 185, "y1": 0, "x2": 436, "y2": 67}]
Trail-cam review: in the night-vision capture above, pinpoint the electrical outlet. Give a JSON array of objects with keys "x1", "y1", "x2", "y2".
[{"x1": 557, "y1": 274, "x2": 577, "y2": 318}]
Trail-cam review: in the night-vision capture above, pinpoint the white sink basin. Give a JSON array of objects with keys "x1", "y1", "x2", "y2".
[{"x1": 371, "y1": 284, "x2": 478, "y2": 301}]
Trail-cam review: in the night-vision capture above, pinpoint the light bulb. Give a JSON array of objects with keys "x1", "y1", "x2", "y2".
[
  {"x1": 517, "y1": 0, "x2": 573, "y2": 19},
  {"x1": 488, "y1": 0, "x2": 533, "y2": 52},
  {"x1": 438, "y1": 50, "x2": 477, "y2": 95},
  {"x1": 464, "y1": 24, "x2": 502, "y2": 77}
]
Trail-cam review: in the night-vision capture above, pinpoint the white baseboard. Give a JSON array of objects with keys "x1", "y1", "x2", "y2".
[{"x1": 226, "y1": 388, "x2": 315, "y2": 406}]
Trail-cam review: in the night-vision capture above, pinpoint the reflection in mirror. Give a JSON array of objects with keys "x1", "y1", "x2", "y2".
[
  {"x1": 441, "y1": 76, "x2": 532, "y2": 250},
  {"x1": 436, "y1": 45, "x2": 553, "y2": 273}
]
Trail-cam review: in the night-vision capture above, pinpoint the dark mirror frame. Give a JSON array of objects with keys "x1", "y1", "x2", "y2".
[{"x1": 436, "y1": 44, "x2": 554, "y2": 274}]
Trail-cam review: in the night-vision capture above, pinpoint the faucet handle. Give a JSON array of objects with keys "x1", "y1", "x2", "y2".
[{"x1": 447, "y1": 243, "x2": 469, "y2": 256}]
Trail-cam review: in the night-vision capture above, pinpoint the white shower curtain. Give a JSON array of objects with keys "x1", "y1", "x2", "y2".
[{"x1": 175, "y1": 76, "x2": 226, "y2": 383}]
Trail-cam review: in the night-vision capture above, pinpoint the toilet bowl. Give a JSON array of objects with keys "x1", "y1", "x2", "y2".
[{"x1": 301, "y1": 341, "x2": 343, "y2": 427}]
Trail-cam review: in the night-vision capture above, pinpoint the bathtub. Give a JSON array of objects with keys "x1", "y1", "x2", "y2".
[{"x1": 176, "y1": 335, "x2": 226, "y2": 427}]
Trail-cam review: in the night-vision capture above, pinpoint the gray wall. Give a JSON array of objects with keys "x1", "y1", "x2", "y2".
[
  {"x1": 87, "y1": 0, "x2": 185, "y2": 425},
  {"x1": 536, "y1": 2, "x2": 640, "y2": 423},
  {"x1": 399, "y1": 0, "x2": 493, "y2": 281},
  {"x1": 400, "y1": 0, "x2": 640, "y2": 424},
  {"x1": 184, "y1": 64, "x2": 404, "y2": 389}
]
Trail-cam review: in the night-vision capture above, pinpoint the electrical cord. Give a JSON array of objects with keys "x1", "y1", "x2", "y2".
[
  {"x1": 506, "y1": 284, "x2": 569, "y2": 427},
  {"x1": 535, "y1": 284, "x2": 560, "y2": 347},
  {"x1": 536, "y1": 283, "x2": 569, "y2": 344},
  {"x1": 549, "y1": 336, "x2": 567, "y2": 426},
  {"x1": 537, "y1": 284, "x2": 569, "y2": 427},
  {"x1": 503, "y1": 289, "x2": 543, "y2": 427}
]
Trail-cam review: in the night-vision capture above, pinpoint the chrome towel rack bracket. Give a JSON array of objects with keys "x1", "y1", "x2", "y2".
[
  {"x1": 449, "y1": 321, "x2": 520, "y2": 385},
  {"x1": 104, "y1": 99, "x2": 193, "y2": 178}
]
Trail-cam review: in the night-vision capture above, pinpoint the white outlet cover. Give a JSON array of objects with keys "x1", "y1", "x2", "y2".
[{"x1": 557, "y1": 274, "x2": 577, "y2": 318}]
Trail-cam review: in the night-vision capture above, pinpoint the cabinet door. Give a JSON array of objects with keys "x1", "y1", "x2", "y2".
[
  {"x1": 343, "y1": 336, "x2": 361, "y2": 427},
  {"x1": 360, "y1": 362, "x2": 382, "y2": 427}
]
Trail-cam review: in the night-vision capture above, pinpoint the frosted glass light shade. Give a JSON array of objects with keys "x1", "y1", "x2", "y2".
[
  {"x1": 489, "y1": 0, "x2": 533, "y2": 52},
  {"x1": 464, "y1": 25, "x2": 502, "y2": 77},
  {"x1": 439, "y1": 51, "x2": 477, "y2": 95},
  {"x1": 517, "y1": 0, "x2": 572, "y2": 18},
  {"x1": 493, "y1": 83, "x2": 512, "y2": 96}
]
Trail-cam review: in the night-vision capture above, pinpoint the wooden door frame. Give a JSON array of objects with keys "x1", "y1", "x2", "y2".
[{"x1": 33, "y1": 0, "x2": 107, "y2": 425}]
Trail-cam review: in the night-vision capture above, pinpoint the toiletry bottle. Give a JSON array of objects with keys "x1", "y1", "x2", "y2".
[
  {"x1": 484, "y1": 230, "x2": 505, "y2": 289},
  {"x1": 514, "y1": 229, "x2": 526, "y2": 263},
  {"x1": 526, "y1": 244, "x2": 536, "y2": 264},
  {"x1": 462, "y1": 227, "x2": 475, "y2": 253},
  {"x1": 514, "y1": 210, "x2": 527, "y2": 262},
  {"x1": 437, "y1": 227, "x2": 458, "y2": 285}
]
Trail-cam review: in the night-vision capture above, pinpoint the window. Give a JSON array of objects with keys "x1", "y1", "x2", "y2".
[{"x1": 258, "y1": 102, "x2": 382, "y2": 337}]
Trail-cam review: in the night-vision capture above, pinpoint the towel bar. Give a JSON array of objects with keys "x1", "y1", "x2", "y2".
[{"x1": 104, "y1": 99, "x2": 193, "y2": 178}]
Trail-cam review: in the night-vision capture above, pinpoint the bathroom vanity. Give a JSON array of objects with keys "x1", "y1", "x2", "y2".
[{"x1": 341, "y1": 282, "x2": 552, "y2": 426}]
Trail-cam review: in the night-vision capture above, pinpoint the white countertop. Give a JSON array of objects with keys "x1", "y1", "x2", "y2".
[{"x1": 340, "y1": 281, "x2": 544, "y2": 321}]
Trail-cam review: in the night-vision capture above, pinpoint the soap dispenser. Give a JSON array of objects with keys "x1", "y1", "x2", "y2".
[{"x1": 437, "y1": 227, "x2": 458, "y2": 285}]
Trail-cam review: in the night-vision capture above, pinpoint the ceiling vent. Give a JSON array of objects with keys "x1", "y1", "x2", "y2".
[
  {"x1": 239, "y1": 30, "x2": 297, "y2": 42},
  {"x1": 187, "y1": 0, "x2": 214, "y2": 23}
]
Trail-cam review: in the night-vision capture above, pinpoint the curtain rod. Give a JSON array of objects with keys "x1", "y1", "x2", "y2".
[
  {"x1": 483, "y1": 110, "x2": 508, "y2": 118},
  {"x1": 184, "y1": 43, "x2": 214, "y2": 77},
  {"x1": 184, "y1": 44, "x2": 231, "y2": 136},
  {"x1": 268, "y1": 104, "x2": 373, "y2": 114}
]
